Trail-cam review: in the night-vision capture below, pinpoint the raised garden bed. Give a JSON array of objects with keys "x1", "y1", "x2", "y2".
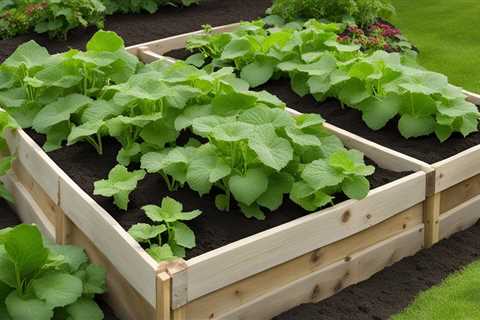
[
  {"x1": 137, "y1": 22, "x2": 480, "y2": 252},
  {"x1": 0, "y1": 44, "x2": 429, "y2": 320}
]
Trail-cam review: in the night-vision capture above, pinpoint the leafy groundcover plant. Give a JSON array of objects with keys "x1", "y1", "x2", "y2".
[
  {"x1": 0, "y1": 0, "x2": 201, "y2": 39},
  {"x1": 268, "y1": 0, "x2": 396, "y2": 27},
  {"x1": 185, "y1": 19, "x2": 479, "y2": 141},
  {"x1": 0, "y1": 224, "x2": 106, "y2": 320},
  {"x1": 102, "y1": 0, "x2": 200, "y2": 15},
  {"x1": 0, "y1": 0, "x2": 106, "y2": 39},
  {"x1": 0, "y1": 30, "x2": 140, "y2": 153},
  {"x1": 128, "y1": 197, "x2": 202, "y2": 260}
]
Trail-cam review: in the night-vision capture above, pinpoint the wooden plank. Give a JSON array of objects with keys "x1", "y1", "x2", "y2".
[
  {"x1": 58, "y1": 173, "x2": 159, "y2": 307},
  {"x1": 1, "y1": 172, "x2": 55, "y2": 241},
  {"x1": 156, "y1": 272, "x2": 172, "y2": 320},
  {"x1": 181, "y1": 172, "x2": 426, "y2": 306},
  {"x1": 440, "y1": 172, "x2": 480, "y2": 214},
  {"x1": 12, "y1": 159, "x2": 58, "y2": 226},
  {"x1": 5, "y1": 129, "x2": 60, "y2": 204},
  {"x1": 464, "y1": 90, "x2": 480, "y2": 105},
  {"x1": 220, "y1": 224, "x2": 424, "y2": 320},
  {"x1": 424, "y1": 193, "x2": 440, "y2": 248},
  {"x1": 63, "y1": 216, "x2": 156, "y2": 320},
  {"x1": 439, "y1": 193, "x2": 480, "y2": 240},
  {"x1": 167, "y1": 260, "x2": 189, "y2": 309},
  {"x1": 185, "y1": 203, "x2": 423, "y2": 319},
  {"x1": 432, "y1": 144, "x2": 480, "y2": 193},
  {"x1": 137, "y1": 48, "x2": 176, "y2": 64},
  {"x1": 126, "y1": 23, "x2": 241, "y2": 54}
]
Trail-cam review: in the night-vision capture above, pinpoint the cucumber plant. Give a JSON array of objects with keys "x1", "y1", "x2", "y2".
[
  {"x1": 128, "y1": 197, "x2": 202, "y2": 260},
  {"x1": 0, "y1": 224, "x2": 106, "y2": 320},
  {"x1": 185, "y1": 19, "x2": 479, "y2": 141}
]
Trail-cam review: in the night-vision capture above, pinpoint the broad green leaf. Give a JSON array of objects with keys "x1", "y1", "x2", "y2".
[
  {"x1": 337, "y1": 79, "x2": 370, "y2": 106},
  {"x1": 4, "y1": 41, "x2": 50, "y2": 69},
  {"x1": 212, "y1": 122, "x2": 252, "y2": 142},
  {"x1": 5, "y1": 225, "x2": 48, "y2": 278},
  {"x1": 229, "y1": 168, "x2": 269, "y2": 206},
  {"x1": 146, "y1": 244, "x2": 175, "y2": 262},
  {"x1": 238, "y1": 105, "x2": 295, "y2": 128},
  {"x1": 240, "y1": 60, "x2": 274, "y2": 87},
  {"x1": 87, "y1": 31, "x2": 124, "y2": 52},
  {"x1": 239, "y1": 203, "x2": 265, "y2": 220},
  {"x1": 78, "y1": 265, "x2": 106, "y2": 295},
  {"x1": 295, "y1": 113, "x2": 325, "y2": 129},
  {"x1": 398, "y1": 114, "x2": 435, "y2": 138},
  {"x1": 48, "y1": 245, "x2": 87, "y2": 273},
  {"x1": 172, "y1": 222, "x2": 196, "y2": 249},
  {"x1": 302, "y1": 159, "x2": 344, "y2": 190},
  {"x1": 221, "y1": 39, "x2": 252, "y2": 60},
  {"x1": 32, "y1": 272, "x2": 83, "y2": 308},
  {"x1": 5, "y1": 291, "x2": 53, "y2": 320},
  {"x1": 257, "y1": 172, "x2": 293, "y2": 211},
  {"x1": 0, "y1": 156, "x2": 14, "y2": 176},
  {"x1": 128, "y1": 224, "x2": 166, "y2": 242},
  {"x1": 248, "y1": 124, "x2": 293, "y2": 171},
  {"x1": 143, "y1": 197, "x2": 202, "y2": 223},
  {"x1": 285, "y1": 127, "x2": 322, "y2": 147},
  {"x1": 67, "y1": 121, "x2": 103, "y2": 145},
  {"x1": 0, "y1": 247, "x2": 16, "y2": 288},
  {"x1": 342, "y1": 176, "x2": 370, "y2": 199},
  {"x1": 185, "y1": 53, "x2": 206, "y2": 68},
  {"x1": 93, "y1": 165, "x2": 145, "y2": 210},
  {"x1": 65, "y1": 298, "x2": 104, "y2": 320},
  {"x1": 32, "y1": 94, "x2": 92, "y2": 133},
  {"x1": 359, "y1": 94, "x2": 402, "y2": 130},
  {"x1": 212, "y1": 92, "x2": 257, "y2": 116}
]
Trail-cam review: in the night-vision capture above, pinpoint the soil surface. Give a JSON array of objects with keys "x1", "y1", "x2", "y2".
[
  {"x1": 27, "y1": 130, "x2": 409, "y2": 259},
  {"x1": 0, "y1": 200, "x2": 20, "y2": 229},
  {"x1": 0, "y1": 0, "x2": 272, "y2": 62},
  {"x1": 275, "y1": 221, "x2": 480, "y2": 320},
  {"x1": 166, "y1": 48, "x2": 480, "y2": 165}
]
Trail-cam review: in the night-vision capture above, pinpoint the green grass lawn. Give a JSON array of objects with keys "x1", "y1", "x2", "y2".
[
  {"x1": 392, "y1": 261, "x2": 480, "y2": 319},
  {"x1": 390, "y1": 0, "x2": 480, "y2": 93}
]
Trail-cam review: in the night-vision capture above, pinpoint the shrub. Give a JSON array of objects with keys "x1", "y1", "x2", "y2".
[{"x1": 270, "y1": 0, "x2": 396, "y2": 26}]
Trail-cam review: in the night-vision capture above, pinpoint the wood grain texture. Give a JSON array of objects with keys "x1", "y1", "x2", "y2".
[
  {"x1": 182, "y1": 172, "x2": 426, "y2": 306},
  {"x1": 63, "y1": 217, "x2": 156, "y2": 320},
  {"x1": 156, "y1": 272, "x2": 172, "y2": 320},
  {"x1": 220, "y1": 225, "x2": 424, "y2": 320},
  {"x1": 440, "y1": 172, "x2": 480, "y2": 214},
  {"x1": 439, "y1": 193, "x2": 480, "y2": 240},
  {"x1": 464, "y1": 90, "x2": 480, "y2": 105},
  {"x1": 5, "y1": 129, "x2": 61, "y2": 204},
  {"x1": 432, "y1": 145, "x2": 480, "y2": 193},
  {"x1": 1, "y1": 172, "x2": 55, "y2": 241},
  {"x1": 424, "y1": 193, "x2": 441, "y2": 248},
  {"x1": 58, "y1": 174, "x2": 159, "y2": 307},
  {"x1": 185, "y1": 204, "x2": 423, "y2": 320}
]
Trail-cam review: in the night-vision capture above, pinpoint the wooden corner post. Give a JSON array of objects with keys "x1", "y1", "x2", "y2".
[{"x1": 424, "y1": 193, "x2": 441, "y2": 248}]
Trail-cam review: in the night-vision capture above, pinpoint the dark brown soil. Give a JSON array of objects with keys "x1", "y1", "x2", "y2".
[
  {"x1": 0, "y1": 200, "x2": 20, "y2": 229},
  {"x1": 0, "y1": 0, "x2": 272, "y2": 63},
  {"x1": 27, "y1": 130, "x2": 409, "y2": 259},
  {"x1": 275, "y1": 221, "x2": 480, "y2": 320},
  {"x1": 166, "y1": 46, "x2": 480, "y2": 165}
]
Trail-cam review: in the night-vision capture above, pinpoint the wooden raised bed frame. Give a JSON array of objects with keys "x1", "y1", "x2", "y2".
[
  {"x1": 130, "y1": 22, "x2": 480, "y2": 250},
  {"x1": 1, "y1": 37, "x2": 431, "y2": 320}
]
